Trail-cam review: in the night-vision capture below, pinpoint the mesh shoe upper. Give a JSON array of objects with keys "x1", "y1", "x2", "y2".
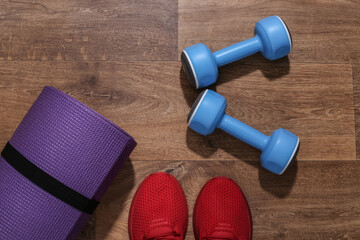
[
  {"x1": 193, "y1": 177, "x2": 252, "y2": 240},
  {"x1": 129, "y1": 172, "x2": 188, "y2": 240}
]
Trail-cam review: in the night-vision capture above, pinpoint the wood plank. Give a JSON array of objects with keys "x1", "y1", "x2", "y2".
[
  {"x1": 0, "y1": 61, "x2": 355, "y2": 160},
  {"x1": 353, "y1": 65, "x2": 360, "y2": 160},
  {"x1": 96, "y1": 160, "x2": 360, "y2": 239},
  {"x1": 214, "y1": 61, "x2": 356, "y2": 161},
  {"x1": 77, "y1": 215, "x2": 96, "y2": 240},
  {"x1": 179, "y1": 0, "x2": 360, "y2": 64},
  {"x1": 0, "y1": 0, "x2": 177, "y2": 61}
]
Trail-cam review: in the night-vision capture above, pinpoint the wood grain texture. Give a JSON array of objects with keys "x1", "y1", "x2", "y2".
[
  {"x1": 179, "y1": 0, "x2": 360, "y2": 64},
  {"x1": 77, "y1": 215, "x2": 96, "y2": 240},
  {"x1": 96, "y1": 160, "x2": 360, "y2": 239},
  {"x1": 0, "y1": 61, "x2": 355, "y2": 160},
  {"x1": 353, "y1": 65, "x2": 360, "y2": 160},
  {"x1": 0, "y1": 0, "x2": 177, "y2": 61}
]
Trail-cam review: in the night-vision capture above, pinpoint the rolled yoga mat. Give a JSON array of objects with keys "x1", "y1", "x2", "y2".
[{"x1": 0, "y1": 86, "x2": 137, "y2": 239}]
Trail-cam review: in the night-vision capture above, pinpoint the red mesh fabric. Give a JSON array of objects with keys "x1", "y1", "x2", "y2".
[
  {"x1": 129, "y1": 172, "x2": 188, "y2": 240},
  {"x1": 193, "y1": 177, "x2": 252, "y2": 240}
]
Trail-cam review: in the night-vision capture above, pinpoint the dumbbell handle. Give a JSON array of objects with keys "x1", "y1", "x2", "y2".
[
  {"x1": 218, "y1": 114, "x2": 269, "y2": 151},
  {"x1": 213, "y1": 36, "x2": 262, "y2": 67}
]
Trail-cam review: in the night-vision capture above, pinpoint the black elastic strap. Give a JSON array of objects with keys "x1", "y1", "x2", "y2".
[{"x1": 1, "y1": 142, "x2": 99, "y2": 214}]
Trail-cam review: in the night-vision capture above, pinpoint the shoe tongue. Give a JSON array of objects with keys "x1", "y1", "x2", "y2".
[{"x1": 147, "y1": 226, "x2": 178, "y2": 239}]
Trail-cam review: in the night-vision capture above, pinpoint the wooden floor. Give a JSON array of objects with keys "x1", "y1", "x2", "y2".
[{"x1": 0, "y1": 0, "x2": 359, "y2": 239}]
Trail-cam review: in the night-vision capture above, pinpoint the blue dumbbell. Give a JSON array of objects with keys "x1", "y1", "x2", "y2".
[
  {"x1": 187, "y1": 90, "x2": 299, "y2": 175},
  {"x1": 181, "y1": 16, "x2": 292, "y2": 89}
]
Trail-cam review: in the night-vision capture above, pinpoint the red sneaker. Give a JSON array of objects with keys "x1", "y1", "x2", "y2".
[
  {"x1": 129, "y1": 172, "x2": 188, "y2": 240},
  {"x1": 193, "y1": 177, "x2": 252, "y2": 240}
]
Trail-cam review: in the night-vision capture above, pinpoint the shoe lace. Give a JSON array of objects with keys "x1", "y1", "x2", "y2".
[
  {"x1": 202, "y1": 224, "x2": 236, "y2": 240},
  {"x1": 143, "y1": 226, "x2": 181, "y2": 240},
  {"x1": 202, "y1": 237, "x2": 234, "y2": 240}
]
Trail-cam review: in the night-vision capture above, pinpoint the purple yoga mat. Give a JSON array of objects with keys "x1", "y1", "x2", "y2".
[{"x1": 0, "y1": 86, "x2": 136, "y2": 239}]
